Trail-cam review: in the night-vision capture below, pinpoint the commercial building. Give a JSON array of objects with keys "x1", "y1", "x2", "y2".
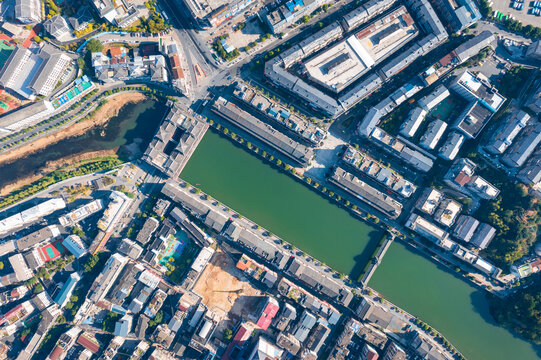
[
  {"x1": 89, "y1": 253, "x2": 128, "y2": 302},
  {"x1": 304, "y1": 7, "x2": 418, "y2": 93},
  {"x1": 406, "y1": 214, "x2": 449, "y2": 242},
  {"x1": 418, "y1": 85, "x2": 450, "y2": 111},
  {"x1": 58, "y1": 199, "x2": 103, "y2": 227},
  {"x1": 233, "y1": 81, "x2": 326, "y2": 144},
  {"x1": 452, "y1": 215, "x2": 479, "y2": 243},
  {"x1": 9, "y1": 254, "x2": 33, "y2": 281},
  {"x1": 439, "y1": 132, "x2": 464, "y2": 161},
  {"x1": 182, "y1": 0, "x2": 254, "y2": 28},
  {"x1": 143, "y1": 104, "x2": 208, "y2": 178},
  {"x1": 518, "y1": 152, "x2": 541, "y2": 185},
  {"x1": 62, "y1": 235, "x2": 87, "y2": 259},
  {"x1": 432, "y1": 0, "x2": 480, "y2": 31},
  {"x1": 487, "y1": 111, "x2": 530, "y2": 155},
  {"x1": 454, "y1": 31, "x2": 495, "y2": 63},
  {"x1": 211, "y1": 96, "x2": 314, "y2": 166},
  {"x1": 15, "y1": 0, "x2": 42, "y2": 23},
  {"x1": 450, "y1": 71, "x2": 506, "y2": 113},
  {"x1": 416, "y1": 188, "x2": 443, "y2": 215},
  {"x1": 420, "y1": 120, "x2": 447, "y2": 150},
  {"x1": 0, "y1": 198, "x2": 65, "y2": 235},
  {"x1": 265, "y1": 0, "x2": 323, "y2": 33},
  {"x1": 43, "y1": 15, "x2": 71, "y2": 39},
  {"x1": 329, "y1": 167, "x2": 403, "y2": 219},
  {"x1": 502, "y1": 123, "x2": 541, "y2": 167},
  {"x1": 54, "y1": 272, "x2": 81, "y2": 308},
  {"x1": 342, "y1": 146, "x2": 417, "y2": 197},
  {"x1": 470, "y1": 223, "x2": 496, "y2": 249},
  {"x1": 370, "y1": 127, "x2": 434, "y2": 172},
  {"x1": 452, "y1": 100, "x2": 493, "y2": 139},
  {"x1": 0, "y1": 44, "x2": 71, "y2": 99},
  {"x1": 400, "y1": 107, "x2": 427, "y2": 138}
]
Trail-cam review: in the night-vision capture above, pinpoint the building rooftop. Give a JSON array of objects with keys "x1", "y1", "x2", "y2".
[
  {"x1": 329, "y1": 166, "x2": 402, "y2": 219},
  {"x1": 211, "y1": 97, "x2": 314, "y2": 166}
]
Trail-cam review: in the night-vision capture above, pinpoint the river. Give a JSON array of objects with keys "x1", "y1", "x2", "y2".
[
  {"x1": 0, "y1": 100, "x2": 166, "y2": 190},
  {"x1": 2, "y1": 101, "x2": 539, "y2": 359},
  {"x1": 182, "y1": 130, "x2": 541, "y2": 360}
]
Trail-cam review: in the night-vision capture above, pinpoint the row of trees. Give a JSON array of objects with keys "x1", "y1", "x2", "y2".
[
  {"x1": 479, "y1": 0, "x2": 541, "y2": 39},
  {"x1": 0, "y1": 158, "x2": 122, "y2": 210}
]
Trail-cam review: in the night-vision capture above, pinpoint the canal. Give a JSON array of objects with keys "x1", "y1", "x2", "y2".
[
  {"x1": 0, "y1": 100, "x2": 166, "y2": 189},
  {"x1": 182, "y1": 130, "x2": 541, "y2": 360}
]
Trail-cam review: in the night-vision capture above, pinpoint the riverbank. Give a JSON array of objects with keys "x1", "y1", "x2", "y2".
[
  {"x1": 0, "y1": 149, "x2": 118, "y2": 196},
  {"x1": 0, "y1": 92, "x2": 147, "y2": 167},
  {"x1": 182, "y1": 130, "x2": 541, "y2": 360}
]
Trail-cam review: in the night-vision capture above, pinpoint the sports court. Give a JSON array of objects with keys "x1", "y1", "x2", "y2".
[
  {"x1": 428, "y1": 95, "x2": 463, "y2": 122},
  {"x1": 0, "y1": 39, "x2": 15, "y2": 69},
  {"x1": 52, "y1": 79, "x2": 93, "y2": 109},
  {"x1": 38, "y1": 239, "x2": 66, "y2": 262},
  {"x1": 158, "y1": 231, "x2": 188, "y2": 265}
]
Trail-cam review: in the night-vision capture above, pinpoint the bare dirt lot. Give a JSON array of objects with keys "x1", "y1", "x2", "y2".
[
  {"x1": 227, "y1": 19, "x2": 265, "y2": 49},
  {"x1": 192, "y1": 250, "x2": 263, "y2": 332}
]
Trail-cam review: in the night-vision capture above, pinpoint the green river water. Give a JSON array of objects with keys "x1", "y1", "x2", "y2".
[
  {"x1": 182, "y1": 130, "x2": 541, "y2": 360},
  {"x1": 3, "y1": 101, "x2": 539, "y2": 359}
]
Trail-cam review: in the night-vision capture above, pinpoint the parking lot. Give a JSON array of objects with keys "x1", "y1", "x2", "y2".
[{"x1": 491, "y1": 0, "x2": 541, "y2": 26}]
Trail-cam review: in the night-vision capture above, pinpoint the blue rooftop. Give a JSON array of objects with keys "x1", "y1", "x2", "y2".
[{"x1": 54, "y1": 273, "x2": 80, "y2": 307}]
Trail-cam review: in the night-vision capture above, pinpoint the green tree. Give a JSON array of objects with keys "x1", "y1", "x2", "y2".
[
  {"x1": 34, "y1": 284, "x2": 44, "y2": 294},
  {"x1": 223, "y1": 328, "x2": 233, "y2": 342},
  {"x1": 86, "y1": 38, "x2": 104, "y2": 53}
]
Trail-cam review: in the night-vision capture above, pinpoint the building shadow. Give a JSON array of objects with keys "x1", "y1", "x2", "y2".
[{"x1": 348, "y1": 228, "x2": 384, "y2": 281}]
